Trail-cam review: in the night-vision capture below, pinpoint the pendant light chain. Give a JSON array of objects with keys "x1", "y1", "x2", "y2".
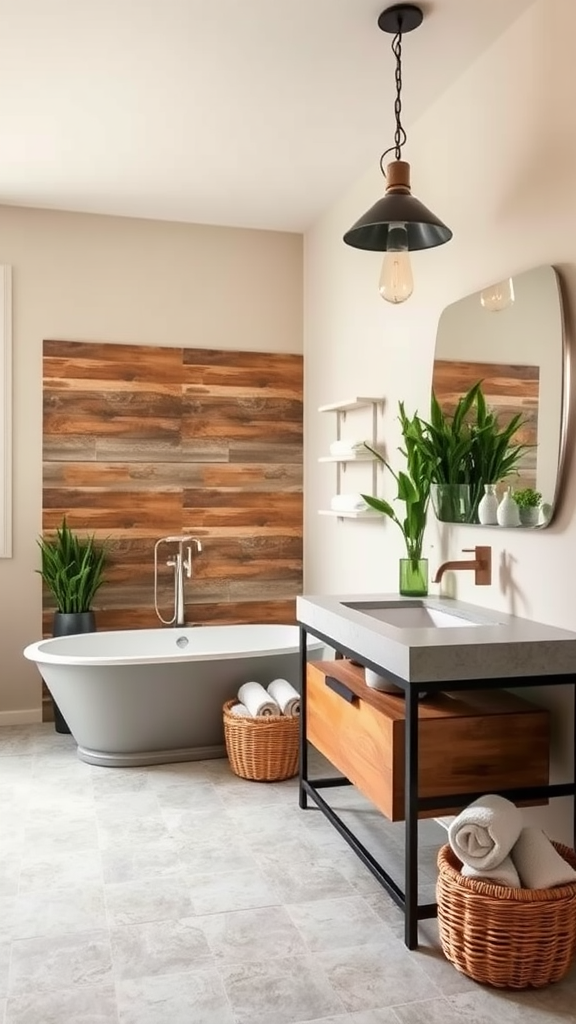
[{"x1": 379, "y1": 28, "x2": 407, "y2": 175}]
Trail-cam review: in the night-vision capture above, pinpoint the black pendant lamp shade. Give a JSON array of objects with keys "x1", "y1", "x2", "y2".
[
  {"x1": 344, "y1": 5, "x2": 452, "y2": 254},
  {"x1": 343, "y1": 159, "x2": 452, "y2": 252}
]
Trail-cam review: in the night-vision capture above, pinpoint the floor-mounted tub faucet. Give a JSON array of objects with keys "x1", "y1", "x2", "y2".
[{"x1": 154, "y1": 535, "x2": 203, "y2": 626}]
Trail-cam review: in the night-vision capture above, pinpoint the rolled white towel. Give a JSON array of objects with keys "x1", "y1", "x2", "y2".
[
  {"x1": 330, "y1": 493, "x2": 369, "y2": 512},
  {"x1": 511, "y1": 827, "x2": 576, "y2": 889},
  {"x1": 229, "y1": 703, "x2": 252, "y2": 718},
  {"x1": 461, "y1": 855, "x2": 521, "y2": 889},
  {"x1": 237, "y1": 681, "x2": 280, "y2": 718},
  {"x1": 267, "y1": 678, "x2": 300, "y2": 717},
  {"x1": 448, "y1": 794, "x2": 523, "y2": 871},
  {"x1": 329, "y1": 440, "x2": 368, "y2": 456}
]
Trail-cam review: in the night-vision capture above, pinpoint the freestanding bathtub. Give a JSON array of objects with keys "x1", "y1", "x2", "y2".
[{"x1": 24, "y1": 625, "x2": 324, "y2": 767}]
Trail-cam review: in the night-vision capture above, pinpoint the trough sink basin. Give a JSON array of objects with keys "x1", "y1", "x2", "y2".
[
  {"x1": 343, "y1": 601, "x2": 486, "y2": 629},
  {"x1": 296, "y1": 592, "x2": 576, "y2": 684}
]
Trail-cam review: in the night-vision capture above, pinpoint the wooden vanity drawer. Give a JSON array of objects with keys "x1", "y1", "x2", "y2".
[{"x1": 306, "y1": 661, "x2": 550, "y2": 821}]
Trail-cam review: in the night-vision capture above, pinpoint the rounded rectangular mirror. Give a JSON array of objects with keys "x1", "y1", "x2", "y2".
[{"x1": 432, "y1": 265, "x2": 567, "y2": 528}]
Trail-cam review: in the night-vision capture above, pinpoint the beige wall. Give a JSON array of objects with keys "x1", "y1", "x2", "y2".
[
  {"x1": 304, "y1": 0, "x2": 576, "y2": 843},
  {"x1": 0, "y1": 205, "x2": 302, "y2": 721}
]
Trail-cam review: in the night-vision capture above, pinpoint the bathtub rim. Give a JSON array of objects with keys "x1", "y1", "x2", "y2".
[{"x1": 23, "y1": 623, "x2": 324, "y2": 669}]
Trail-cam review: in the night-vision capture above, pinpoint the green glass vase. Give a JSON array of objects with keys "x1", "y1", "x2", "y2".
[{"x1": 399, "y1": 558, "x2": 428, "y2": 597}]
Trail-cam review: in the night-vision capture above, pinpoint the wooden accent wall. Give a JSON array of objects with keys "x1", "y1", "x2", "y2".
[{"x1": 42, "y1": 341, "x2": 303, "y2": 635}]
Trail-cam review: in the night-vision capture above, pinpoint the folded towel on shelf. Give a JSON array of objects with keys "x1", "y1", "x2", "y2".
[
  {"x1": 237, "y1": 681, "x2": 280, "y2": 718},
  {"x1": 267, "y1": 678, "x2": 300, "y2": 717},
  {"x1": 461, "y1": 855, "x2": 521, "y2": 889},
  {"x1": 229, "y1": 703, "x2": 252, "y2": 718},
  {"x1": 330, "y1": 493, "x2": 369, "y2": 512},
  {"x1": 448, "y1": 794, "x2": 523, "y2": 870},
  {"x1": 329, "y1": 440, "x2": 368, "y2": 457},
  {"x1": 511, "y1": 827, "x2": 576, "y2": 889}
]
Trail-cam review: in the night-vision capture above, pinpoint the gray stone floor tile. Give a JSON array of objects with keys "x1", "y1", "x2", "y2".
[
  {"x1": 392, "y1": 997, "x2": 470, "y2": 1024},
  {"x1": 12, "y1": 885, "x2": 107, "y2": 940},
  {"x1": 220, "y1": 953, "x2": 345, "y2": 1024},
  {"x1": 446, "y1": 987, "x2": 575, "y2": 1024},
  {"x1": 104, "y1": 873, "x2": 194, "y2": 927},
  {"x1": 18, "y1": 848, "x2": 103, "y2": 893},
  {"x1": 1, "y1": 726, "x2": 572, "y2": 1024},
  {"x1": 116, "y1": 967, "x2": 235, "y2": 1024},
  {"x1": 0, "y1": 941, "x2": 10, "y2": 997},
  {"x1": 5, "y1": 983, "x2": 118, "y2": 1024},
  {"x1": 110, "y1": 918, "x2": 211, "y2": 979},
  {"x1": 315, "y1": 943, "x2": 441, "y2": 1012},
  {"x1": 9, "y1": 930, "x2": 113, "y2": 994},
  {"x1": 286, "y1": 895, "x2": 395, "y2": 952},
  {"x1": 198, "y1": 905, "x2": 307, "y2": 962},
  {"x1": 188, "y1": 864, "x2": 282, "y2": 915},
  {"x1": 101, "y1": 839, "x2": 183, "y2": 884}
]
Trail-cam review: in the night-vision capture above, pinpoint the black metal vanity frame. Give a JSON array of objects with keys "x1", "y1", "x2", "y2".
[{"x1": 297, "y1": 624, "x2": 576, "y2": 950}]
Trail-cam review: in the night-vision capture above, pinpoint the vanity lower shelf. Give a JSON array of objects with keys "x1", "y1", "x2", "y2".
[{"x1": 306, "y1": 660, "x2": 550, "y2": 822}]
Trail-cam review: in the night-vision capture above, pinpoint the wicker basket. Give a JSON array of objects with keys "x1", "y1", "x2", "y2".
[
  {"x1": 437, "y1": 842, "x2": 576, "y2": 989},
  {"x1": 222, "y1": 699, "x2": 300, "y2": 782}
]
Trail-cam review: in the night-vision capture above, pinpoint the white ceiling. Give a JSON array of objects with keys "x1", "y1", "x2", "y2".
[{"x1": 0, "y1": 0, "x2": 532, "y2": 232}]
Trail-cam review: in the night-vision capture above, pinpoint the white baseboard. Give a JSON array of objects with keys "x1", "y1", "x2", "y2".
[{"x1": 0, "y1": 708, "x2": 43, "y2": 726}]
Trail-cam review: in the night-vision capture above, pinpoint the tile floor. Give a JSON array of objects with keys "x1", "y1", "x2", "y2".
[{"x1": 0, "y1": 724, "x2": 574, "y2": 1024}]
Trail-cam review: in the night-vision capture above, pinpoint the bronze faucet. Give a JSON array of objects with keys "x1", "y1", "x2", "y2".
[{"x1": 433, "y1": 545, "x2": 491, "y2": 586}]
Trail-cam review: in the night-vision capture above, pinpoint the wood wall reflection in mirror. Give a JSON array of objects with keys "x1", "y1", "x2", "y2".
[{"x1": 433, "y1": 265, "x2": 566, "y2": 528}]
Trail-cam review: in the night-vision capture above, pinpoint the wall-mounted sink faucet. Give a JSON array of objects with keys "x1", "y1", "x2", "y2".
[
  {"x1": 154, "y1": 535, "x2": 203, "y2": 626},
  {"x1": 433, "y1": 545, "x2": 491, "y2": 586}
]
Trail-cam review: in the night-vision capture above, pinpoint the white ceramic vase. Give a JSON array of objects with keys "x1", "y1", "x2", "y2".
[
  {"x1": 497, "y1": 487, "x2": 521, "y2": 527},
  {"x1": 478, "y1": 483, "x2": 499, "y2": 525}
]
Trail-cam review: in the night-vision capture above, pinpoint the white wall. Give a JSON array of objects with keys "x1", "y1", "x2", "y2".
[
  {"x1": 0, "y1": 206, "x2": 302, "y2": 722},
  {"x1": 304, "y1": 0, "x2": 576, "y2": 843}
]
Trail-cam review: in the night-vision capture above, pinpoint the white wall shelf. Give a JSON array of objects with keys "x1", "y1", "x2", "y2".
[
  {"x1": 318, "y1": 397, "x2": 384, "y2": 519},
  {"x1": 318, "y1": 453, "x2": 375, "y2": 464},
  {"x1": 318, "y1": 509, "x2": 382, "y2": 519}
]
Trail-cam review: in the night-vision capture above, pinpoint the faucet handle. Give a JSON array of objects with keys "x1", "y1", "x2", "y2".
[{"x1": 461, "y1": 548, "x2": 475, "y2": 553}]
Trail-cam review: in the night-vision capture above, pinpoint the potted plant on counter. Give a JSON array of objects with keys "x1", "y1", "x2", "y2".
[
  {"x1": 37, "y1": 517, "x2": 108, "y2": 732},
  {"x1": 512, "y1": 487, "x2": 542, "y2": 527},
  {"x1": 362, "y1": 403, "x2": 432, "y2": 597}
]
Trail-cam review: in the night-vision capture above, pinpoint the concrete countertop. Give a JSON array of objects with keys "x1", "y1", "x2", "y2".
[{"x1": 296, "y1": 593, "x2": 576, "y2": 684}]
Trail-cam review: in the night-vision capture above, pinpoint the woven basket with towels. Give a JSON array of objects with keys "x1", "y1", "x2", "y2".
[
  {"x1": 437, "y1": 794, "x2": 576, "y2": 988},
  {"x1": 222, "y1": 696, "x2": 299, "y2": 782}
]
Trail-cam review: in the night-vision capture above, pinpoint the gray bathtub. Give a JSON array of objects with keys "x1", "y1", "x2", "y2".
[{"x1": 24, "y1": 624, "x2": 324, "y2": 767}]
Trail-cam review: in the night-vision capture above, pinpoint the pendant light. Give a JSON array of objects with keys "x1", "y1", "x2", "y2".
[{"x1": 343, "y1": 5, "x2": 452, "y2": 304}]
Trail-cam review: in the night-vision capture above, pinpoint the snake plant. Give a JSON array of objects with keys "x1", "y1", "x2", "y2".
[{"x1": 37, "y1": 517, "x2": 108, "y2": 613}]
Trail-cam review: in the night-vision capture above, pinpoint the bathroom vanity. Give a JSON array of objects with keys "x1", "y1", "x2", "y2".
[{"x1": 296, "y1": 594, "x2": 576, "y2": 949}]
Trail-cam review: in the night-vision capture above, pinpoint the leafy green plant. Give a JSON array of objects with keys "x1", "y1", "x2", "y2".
[
  {"x1": 37, "y1": 517, "x2": 108, "y2": 613},
  {"x1": 512, "y1": 487, "x2": 542, "y2": 508},
  {"x1": 361, "y1": 403, "x2": 431, "y2": 565},
  {"x1": 397, "y1": 382, "x2": 532, "y2": 522}
]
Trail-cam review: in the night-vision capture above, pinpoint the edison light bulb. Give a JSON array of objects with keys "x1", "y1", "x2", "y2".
[
  {"x1": 378, "y1": 222, "x2": 414, "y2": 304},
  {"x1": 480, "y1": 277, "x2": 515, "y2": 312}
]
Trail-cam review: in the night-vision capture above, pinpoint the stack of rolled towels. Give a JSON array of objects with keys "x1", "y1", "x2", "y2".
[
  {"x1": 229, "y1": 678, "x2": 300, "y2": 718},
  {"x1": 329, "y1": 440, "x2": 370, "y2": 458},
  {"x1": 330, "y1": 493, "x2": 369, "y2": 513},
  {"x1": 448, "y1": 794, "x2": 576, "y2": 889}
]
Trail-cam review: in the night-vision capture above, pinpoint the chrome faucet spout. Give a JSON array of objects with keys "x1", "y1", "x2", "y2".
[{"x1": 433, "y1": 545, "x2": 491, "y2": 586}]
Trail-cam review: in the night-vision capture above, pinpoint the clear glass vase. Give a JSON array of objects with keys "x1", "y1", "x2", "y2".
[
  {"x1": 430, "y1": 484, "x2": 471, "y2": 523},
  {"x1": 399, "y1": 558, "x2": 429, "y2": 597}
]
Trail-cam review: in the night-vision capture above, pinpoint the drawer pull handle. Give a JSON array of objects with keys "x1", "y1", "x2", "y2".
[{"x1": 325, "y1": 676, "x2": 358, "y2": 704}]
